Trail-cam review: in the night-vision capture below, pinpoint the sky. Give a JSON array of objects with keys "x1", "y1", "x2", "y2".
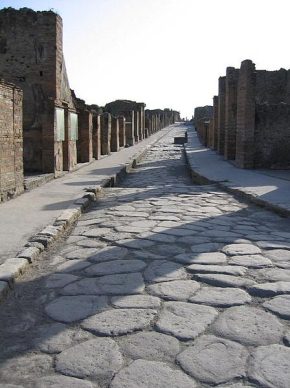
[{"x1": 1, "y1": 0, "x2": 290, "y2": 118}]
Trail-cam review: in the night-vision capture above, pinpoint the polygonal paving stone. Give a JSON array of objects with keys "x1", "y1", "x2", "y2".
[
  {"x1": 144, "y1": 260, "x2": 187, "y2": 283},
  {"x1": 76, "y1": 239, "x2": 107, "y2": 248},
  {"x1": 187, "y1": 264, "x2": 247, "y2": 276},
  {"x1": 84, "y1": 259, "x2": 146, "y2": 276},
  {"x1": 65, "y1": 248, "x2": 99, "y2": 260},
  {"x1": 61, "y1": 272, "x2": 145, "y2": 295},
  {"x1": 263, "y1": 295, "x2": 290, "y2": 319},
  {"x1": 55, "y1": 338, "x2": 123, "y2": 379},
  {"x1": 87, "y1": 246, "x2": 128, "y2": 263},
  {"x1": 194, "y1": 273, "x2": 256, "y2": 288},
  {"x1": 256, "y1": 241, "x2": 290, "y2": 250},
  {"x1": 33, "y1": 375, "x2": 95, "y2": 387},
  {"x1": 156, "y1": 244, "x2": 185, "y2": 255},
  {"x1": 156, "y1": 301, "x2": 218, "y2": 340},
  {"x1": 111, "y1": 294, "x2": 161, "y2": 308},
  {"x1": 118, "y1": 331, "x2": 180, "y2": 361},
  {"x1": 228, "y1": 254, "x2": 272, "y2": 268},
  {"x1": 222, "y1": 243, "x2": 261, "y2": 256},
  {"x1": 110, "y1": 359, "x2": 196, "y2": 388},
  {"x1": 217, "y1": 385, "x2": 253, "y2": 388},
  {"x1": 177, "y1": 335, "x2": 248, "y2": 384},
  {"x1": 140, "y1": 232, "x2": 176, "y2": 243},
  {"x1": 117, "y1": 239, "x2": 155, "y2": 249},
  {"x1": 56, "y1": 259, "x2": 91, "y2": 273},
  {"x1": 264, "y1": 249, "x2": 290, "y2": 262},
  {"x1": 147, "y1": 279, "x2": 200, "y2": 301},
  {"x1": 45, "y1": 295, "x2": 108, "y2": 323},
  {"x1": 212, "y1": 306, "x2": 284, "y2": 346},
  {"x1": 248, "y1": 344, "x2": 290, "y2": 388},
  {"x1": 254, "y1": 268, "x2": 290, "y2": 282},
  {"x1": 190, "y1": 243, "x2": 221, "y2": 253},
  {"x1": 0, "y1": 385, "x2": 23, "y2": 388},
  {"x1": 82, "y1": 227, "x2": 112, "y2": 238},
  {"x1": 81, "y1": 309, "x2": 157, "y2": 335},
  {"x1": 248, "y1": 281, "x2": 290, "y2": 297},
  {"x1": 45, "y1": 273, "x2": 79, "y2": 288},
  {"x1": 189, "y1": 287, "x2": 251, "y2": 307},
  {"x1": 175, "y1": 252, "x2": 227, "y2": 265}
]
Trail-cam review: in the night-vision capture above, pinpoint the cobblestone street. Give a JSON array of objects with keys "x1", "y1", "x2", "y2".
[{"x1": 1, "y1": 124, "x2": 290, "y2": 387}]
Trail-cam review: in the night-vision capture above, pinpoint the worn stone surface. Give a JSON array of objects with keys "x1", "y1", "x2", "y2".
[
  {"x1": 222, "y1": 243, "x2": 261, "y2": 256},
  {"x1": 265, "y1": 249, "x2": 290, "y2": 262},
  {"x1": 189, "y1": 287, "x2": 251, "y2": 307},
  {"x1": 33, "y1": 375, "x2": 95, "y2": 387},
  {"x1": 187, "y1": 264, "x2": 247, "y2": 276},
  {"x1": 228, "y1": 254, "x2": 272, "y2": 268},
  {"x1": 194, "y1": 273, "x2": 256, "y2": 288},
  {"x1": 144, "y1": 260, "x2": 187, "y2": 283},
  {"x1": 147, "y1": 279, "x2": 200, "y2": 301},
  {"x1": 248, "y1": 281, "x2": 290, "y2": 296},
  {"x1": 263, "y1": 295, "x2": 290, "y2": 319},
  {"x1": 175, "y1": 252, "x2": 227, "y2": 265},
  {"x1": 84, "y1": 259, "x2": 146, "y2": 276},
  {"x1": 111, "y1": 294, "x2": 161, "y2": 308}
]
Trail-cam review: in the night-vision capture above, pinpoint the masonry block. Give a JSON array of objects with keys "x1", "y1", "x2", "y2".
[
  {"x1": 118, "y1": 116, "x2": 126, "y2": 147},
  {"x1": 100, "y1": 113, "x2": 111, "y2": 155},
  {"x1": 111, "y1": 116, "x2": 120, "y2": 152}
]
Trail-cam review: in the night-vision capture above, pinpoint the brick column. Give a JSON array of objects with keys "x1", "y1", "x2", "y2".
[
  {"x1": 118, "y1": 116, "x2": 126, "y2": 147},
  {"x1": 213, "y1": 96, "x2": 219, "y2": 150},
  {"x1": 125, "y1": 111, "x2": 135, "y2": 146},
  {"x1": 63, "y1": 107, "x2": 78, "y2": 171},
  {"x1": 100, "y1": 112, "x2": 111, "y2": 155},
  {"x1": 217, "y1": 76, "x2": 226, "y2": 154},
  {"x1": 111, "y1": 116, "x2": 120, "y2": 152},
  {"x1": 224, "y1": 67, "x2": 239, "y2": 160},
  {"x1": 77, "y1": 109, "x2": 93, "y2": 163},
  {"x1": 236, "y1": 60, "x2": 256, "y2": 168},
  {"x1": 92, "y1": 114, "x2": 101, "y2": 160}
]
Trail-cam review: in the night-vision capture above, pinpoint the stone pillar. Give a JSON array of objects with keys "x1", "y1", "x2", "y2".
[
  {"x1": 111, "y1": 116, "x2": 120, "y2": 152},
  {"x1": 217, "y1": 76, "x2": 226, "y2": 155},
  {"x1": 145, "y1": 117, "x2": 150, "y2": 138},
  {"x1": 77, "y1": 109, "x2": 93, "y2": 163},
  {"x1": 138, "y1": 105, "x2": 145, "y2": 140},
  {"x1": 213, "y1": 96, "x2": 219, "y2": 150},
  {"x1": 224, "y1": 67, "x2": 239, "y2": 160},
  {"x1": 125, "y1": 111, "x2": 135, "y2": 146},
  {"x1": 134, "y1": 110, "x2": 139, "y2": 142},
  {"x1": 63, "y1": 107, "x2": 78, "y2": 171},
  {"x1": 118, "y1": 116, "x2": 126, "y2": 147},
  {"x1": 92, "y1": 114, "x2": 101, "y2": 160},
  {"x1": 236, "y1": 60, "x2": 256, "y2": 168},
  {"x1": 100, "y1": 112, "x2": 111, "y2": 155}
]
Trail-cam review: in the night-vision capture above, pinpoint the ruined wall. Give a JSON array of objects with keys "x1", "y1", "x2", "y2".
[
  {"x1": 212, "y1": 96, "x2": 219, "y2": 150},
  {"x1": 0, "y1": 81, "x2": 24, "y2": 202},
  {"x1": 193, "y1": 106, "x2": 213, "y2": 126},
  {"x1": 255, "y1": 69, "x2": 290, "y2": 104}
]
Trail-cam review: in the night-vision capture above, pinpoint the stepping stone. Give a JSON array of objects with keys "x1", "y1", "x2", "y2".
[
  {"x1": 254, "y1": 268, "x2": 290, "y2": 282},
  {"x1": 222, "y1": 244, "x2": 261, "y2": 256},
  {"x1": 212, "y1": 306, "x2": 284, "y2": 346},
  {"x1": 194, "y1": 273, "x2": 256, "y2": 288},
  {"x1": 87, "y1": 246, "x2": 128, "y2": 263},
  {"x1": 55, "y1": 338, "x2": 123, "y2": 379},
  {"x1": 45, "y1": 273, "x2": 79, "y2": 288},
  {"x1": 263, "y1": 295, "x2": 290, "y2": 319},
  {"x1": 144, "y1": 260, "x2": 187, "y2": 283},
  {"x1": 56, "y1": 260, "x2": 91, "y2": 273},
  {"x1": 110, "y1": 359, "x2": 196, "y2": 388},
  {"x1": 81, "y1": 309, "x2": 156, "y2": 336},
  {"x1": 118, "y1": 331, "x2": 180, "y2": 362},
  {"x1": 187, "y1": 264, "x2": 247, "y2": 276},
  {"x1": 156, "y1": 301, "x2": 217, "y2": 340},
  {"x1": 147, "y1": 280, "x2": 200, "y2": 301},
  {"x1": 248, "y1": 281, "x2": 290, "y2": 297},
  {"x1": 228, "y1": 254, "x2": 272, "y2": 268},
  {"x1": 190, "y1": 243, "x2": 221, "y2": 253},
  {"x1": 45, "y1": 295, "x2": 108, "y2": 323},
  {"x1": 84, "y1": 259, "x2": 146, "y2": 276},
  {"x1": 177, "y1": 335, "x2": 248, "y2": 384},
  {"x1": 61, "y1": 272, "x2": 145, "y2": 295},
  {"x1": 175, "y1": 252, "x2": 227, "y2": 265},
  {"x1": 33, "y1": 375, "x2": 94, "y2": 387},
  {"x1": 189, "y1": 287, "x2": 251, "y2": 307},
  {"x1": 111, "y1": 294, "x2": 161, "y2": 308},
  {"x1": 248, "y1": 344, "x2": 290, "y2": 388},
  {"x1": 265, "y1": 249, "x2": 290, "y2": 262}
]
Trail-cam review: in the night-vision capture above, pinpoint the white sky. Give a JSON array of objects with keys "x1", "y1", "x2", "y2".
[{"x1": 1, "y1": 0, "x2": 290, "y2": 118}]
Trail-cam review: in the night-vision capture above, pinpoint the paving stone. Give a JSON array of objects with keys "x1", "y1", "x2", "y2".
[
  {"x1": 103, "y1": 232, "x2": 133, "y2": 242},
  {"x1": 118, "y1": 239, "x2": 155, "y2": 249},
  {"x1": 216, "y1": 385, "x2": 252, "y2": 388},
  {"x1": 82, "y1": 227, "x2": 112, "y2": 238},
  {"x1": 178, "y1": 236, "x2": 210, "y2": 244},
  {"x1": 147, "y1": 280, "x2": 200, "y2": 301},
  {"x1": 140, "y1": 232, "x2": 176, "y2": 243},
  {"x1": 189, "y1": 287, "x2": 251, "y2": 307},
  {"x1": 0, "y1": 354, "x2": 52, "y2": 381},
  {"x1": 254, "y1": 268, "x2": 290, "y2": 282},
  {"x1": 194, "y1": 273, "x2": 256, "y2": 288},
  {"x1": 177, "y1": 335, "x2": 248, "y2": 384},
  {"x1": 175, "y1": 252, "x2": 227, "y2": 265},
  {"x1": 187, "y1": 264, "x2": 247, "y2": 276},
  {"x1": 212, "y1": 306, "x2": 284, "y2": 346},
  {"x1": 111, "y1": 294, "x2": 161, "y2": 308},
  {"x1": 248, "y1": 344, "x2": 290, "y2": 388},
  {"x1": 144, "y1": 260, "x2": 187, "y2": 283},
  {"x1": 45, "y1": 273, "x2": 79, "y2": 288},
  {"x1": 263, "y1": 295, "x2": 290, "y2": 319},
  {"x1": 84, "y1": 259, "x2": 146, "y2": 276},
  {"x1": 32, "y1": 375, "x2": 95, "y2": 387},
  {"x1": 156, "y1": 244, "x2": 185, "y2": 255},
  {"x1": 256, "y1": 241, "x2": 290, "y2": 250},
  {"x1": 110, "y1": 359, "x2": 196, "y2": 388},
  {"x1": 61, "y1": 273, "x2": 145, "y2": 295},
  {"x1": 0, "y1": 257, "x2": 29, "y2": 284},
  {"x1": 222, "y1": 243, "x2": 261, "y2": 256},
  {"x1": 76, "y1": 239, "x2": 107, "y2": 248},
  {"x1": 45, "y1": 295, "x2": 108, "y2": 323},
  {"x1": 155, "y1": 301, "x2": 218, "y2": 340},
  {"x1": 153, "y1": 227, "x2": 195, "y2": 237},
  {"x1": 190, "y1": 243, "x2": 221, "y2": 253},
  {"x1": 81, "y1": 309, "x2": 157, "y2": 335},
  {"x1": 87, "y1": 246, "x2": 128, "y2": 263},
  {"x1": 65, "y1": 248, "x2": 99, "y2": 260},
  {"x1": 248, "y1": 281, "x2": 290, "y2": 296},
  {"x1": 265, "y1": 249, "x2": 290, "y2": 262},
  {"x1": 55, "y1": 338, "x2": 123, "y2": 379},
  {"x1": 56, "y1": 260, "x2": 91, "y2": 273},
  {"x1": 118, "y1": 331, "x2": 180, "y2": 361},
  {"x1": 228, "y1": 254, "x2": 272, "y2": 268}
]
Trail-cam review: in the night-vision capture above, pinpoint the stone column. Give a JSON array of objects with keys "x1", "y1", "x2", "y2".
[
  {"x1": 217, "y1": 76, "x2": 226, "y2": 155},
  {"x1": 134, "y1": 110, "x2": 139, "y2": 142},
  {"x1": 77, "y1": 109, "x2": 93, "y2": 163},
  {"x1": 125, "y1": 111, "x2": 135, "y2": 146},
  {"x1": 92, "y1": 113, "x2": 101, "y2": 160},
  {"x1": 111, "y1": 116, "x2": 120, "y2": 152},
  {"x1": 213, "y1": 96, "x2": 219, "y2": 150},
  {"x1": 100, "y1": 112, "x2": 111, "y2": 155},
  {"x1": 63, "y1": 107, "x2": 78, "y2": 171},
  {"x1": 118, "y1": 116, "x2": 126, "y2": 147}
]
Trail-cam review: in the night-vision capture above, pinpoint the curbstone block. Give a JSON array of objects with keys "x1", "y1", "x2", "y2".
[{"x1": 0, "y1": 257, "x2": 29, "y2": 285}]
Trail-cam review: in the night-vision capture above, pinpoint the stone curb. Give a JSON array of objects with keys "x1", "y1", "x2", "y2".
[
  {"x1": 0, "y1": 127, "x2": 173, "y2": 303},
  {"x1": 184, "y1": 145, "x2": 290, "y2": 218}
]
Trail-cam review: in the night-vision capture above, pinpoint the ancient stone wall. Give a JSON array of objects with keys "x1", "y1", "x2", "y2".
[
  {"x1": 100, "y1": 113, "x2": 111, "y2": 155},
  {"x1": 111, "y1": 116, "x2": 120, "y2": 152},
  {"x1": 212, "y1": 96, "x2": 219, "y2": 150}
]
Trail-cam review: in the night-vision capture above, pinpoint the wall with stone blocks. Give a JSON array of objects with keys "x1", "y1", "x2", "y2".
[{"x1": 0, "y1": 81, "x2": 24, "y2": 202}]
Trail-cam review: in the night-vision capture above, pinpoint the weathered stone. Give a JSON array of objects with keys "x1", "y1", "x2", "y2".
[
  {"x1": 45, "y1": 295, "x2": 108, "y2": 323},
  {"x1": 110, "y1": 359, "x2": 196, "y2": 388},
  {"x1": 65, "y1": 248, "x2": 99, "y2": 260},
  {"x1": 175, "y1": 252, "x2": 227, "y2": 265},
  {"x1": 189, "y1": 287, "x2": 251, "y2": 307},
  {"x1": 248, "y1": 281, "x2": 290, "y2": 297},
  {"x1": 118, "y1": 239, "x2": 155, "y2": 249},
  {"x1": 256, "y1": 241, "x2": 290, "y2": 250},
  {"x1": 228, "y1": 254, "x2": 272, "y2": 268},
  {"x1": 248, "y1": 344, "x2": 290, "y2": 388},
  {"x1": 222, "y1": 243, "x2": 261, "y2": 256},
  {"x1": 212, "y1": 306, "x2": 284, "y2": 346},
  {"x1": 56, "y1": 260, "x2": 91, "y2": 273},
  {"x1": 55, "y1": 338, "x2": 123, "y2": 379},
  {"x1": 156, "y1": 244, "x2": 185, "y2": 255},
  {"x1": 147, "y1": 280, "x2": 200, "y2": 301},
  {"x1": 190, "y1": 243, "x2": 221, "y2": 253},
  {"x1": 156, "y1": 301, "x2": 218, "y2": 340},
  {"x1": 0, "y1": 257, "x2": 29, "y2": 284},
  {"x1": 254, "y1": 268, "x2": 290, "y2": 282},
  {"x1": 82, "y1": 227, "x2": 112, "y2": 238},
  {"x1": 87, "y1": 246, "x2": 128, "y2": 263},
  {"x1": 265, "y1": 249, "x2": 290, "y2": 262},
  {"x1": 33, "y1": 375, "x2": 95, "y2": 388},
  {"x1": 177, "y1": 335, "x2": 248, "y2": 384},
  {"x1": 76, "y1": 239, "x2": 107, "y2": 248},
  {"x1": 144, "y1": 260, "x2": 187, "y2": 283},
  {"x1": 118, "y1": 331, "x2": 180, "y2": 361},
  {"x1": 81, "y1": 309, "x2": 156, "y2": 336},
  {"x1": 187, "y1": 264, "x2": 247, "y2": 276},
  {"x1": 263, "y1": 295, "x2": 290, "y2": 319},
  {"x1": 84, "y1": 259, "x2": 146, "y2": 276},
  {"x1": 111, "y1": 295, "x2": 161, "y2": 308},
  {"x1": 194, "y1": 273, "x2": 255, "y2": 288},
  {"x1": 45, "y1": 273, "x2": 79, "y2": 288}
]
